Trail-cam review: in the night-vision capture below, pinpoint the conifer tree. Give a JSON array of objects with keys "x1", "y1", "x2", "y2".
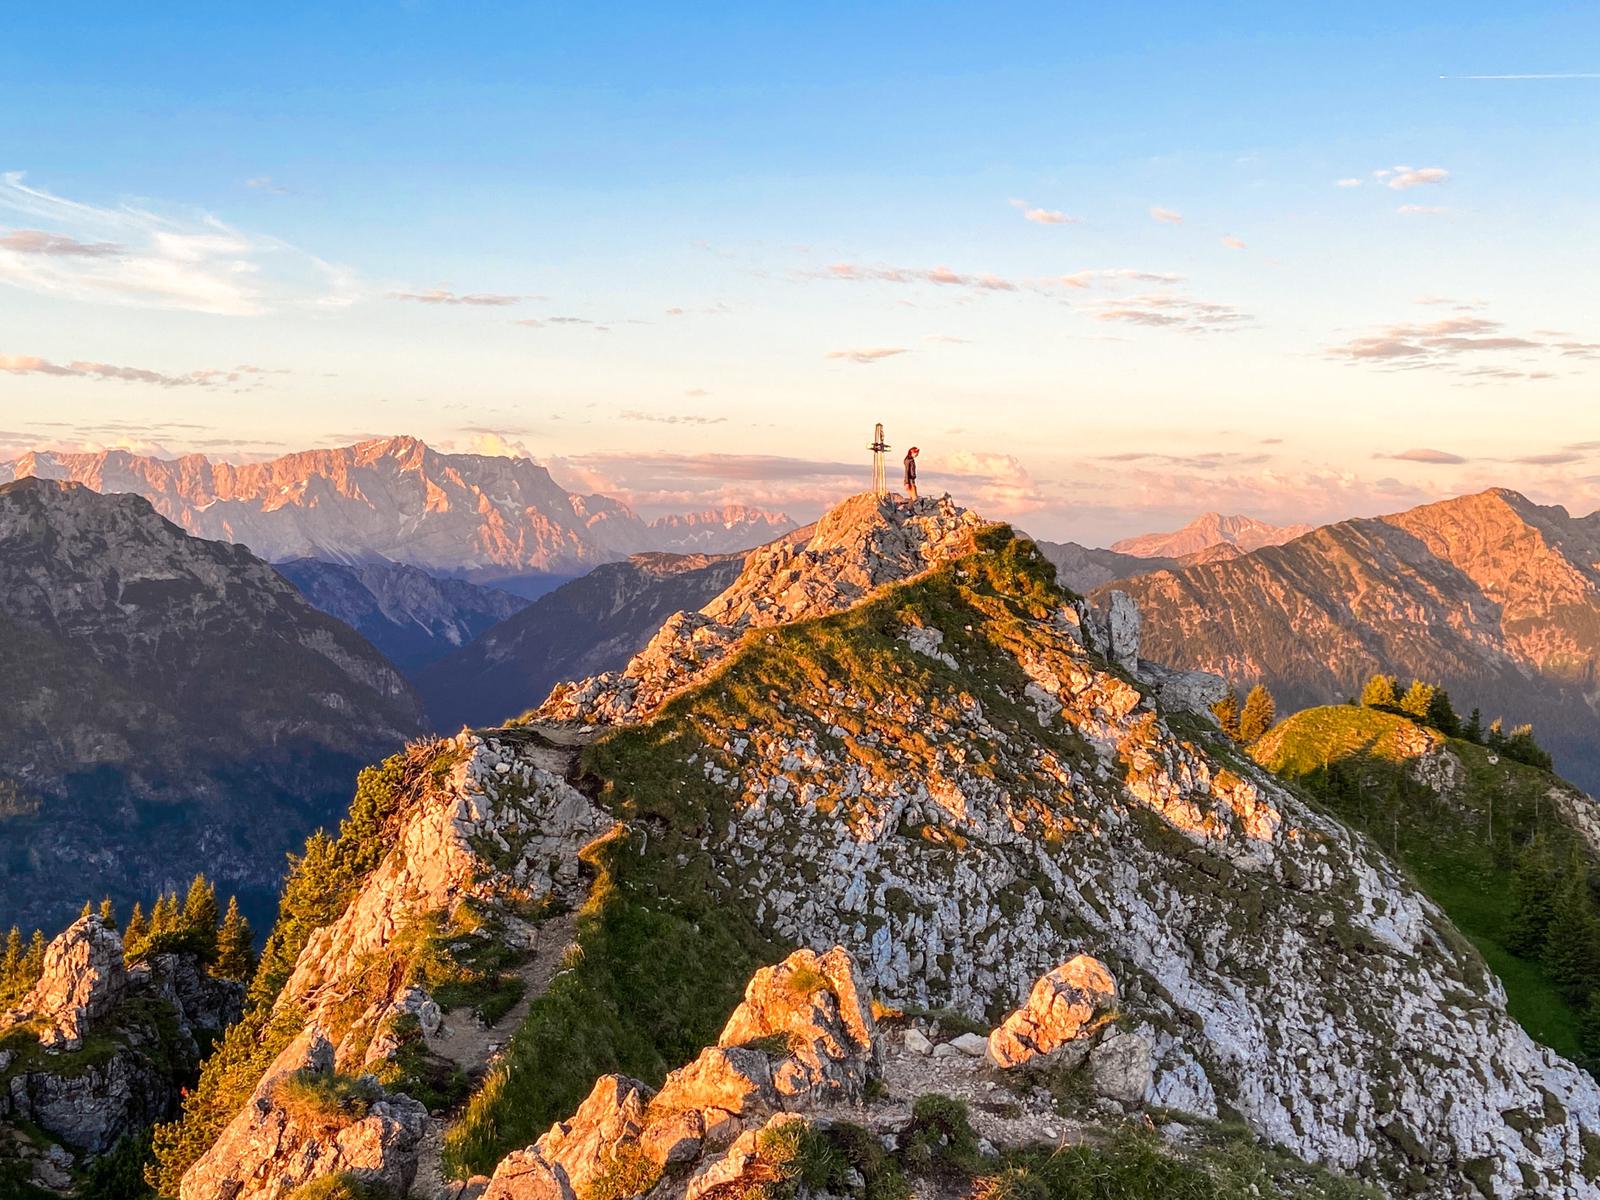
[
  {"x1": 1399, "y1": 679, "x2": 1436, "y2": 722},
  {"x1": 1504, "y1": 724, "x2": 1554, "y2": 772},
  {"x1": 1426, "y1": 688, "x2": 1460, "y2": 736},
  {"x1": 123, "y1": 902, "x2": 147, "y2": 961},
  {"x1": 151, "y1": 891, "x2": 178, "y2": 936},
  {"x1": 1360, "y1": 674, "x2": 1398, "y2": 709},
  {"x1": 79, "y1": 899, "x2": 93, "y2": 921},
  {"x1": 1507, "y1": 841, "x2": 1558, "y2": 957},
  {"x1": 1545, "y1": 856, "x2": 1600, "y2": 1007},
  {"x1": 1210, "y1": 687, "x2": 1242, "y2": 740},
  {"x1": 215, "y1": 897, "x2": 255, "y2": 982},
  {"x1": 1, "y1": 926, "x2": 21, "y2": 1002},
  {"x1": 98, "y1": 897, "x2": 115, "y2": 927},
  {"x1": 1238, "y1": 684, "x2": 1277, "y2": 743},
  {"x1": 1487, "y1": 718, "x2": 1506, "y2": 750},
  {"x1": 1464, "y1": 707, "x2": 1484, "y2": 743},
  {"x1": 23, "y1": 929, "x2": 46, "y2": 987},
  {"x1": 183, "y1": 874, "x2": 219, "y2": 940}
]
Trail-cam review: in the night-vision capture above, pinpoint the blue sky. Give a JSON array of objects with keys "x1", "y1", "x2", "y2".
[{"x1": 2, "y1": 2, "x2": 1596, "y2": 541}]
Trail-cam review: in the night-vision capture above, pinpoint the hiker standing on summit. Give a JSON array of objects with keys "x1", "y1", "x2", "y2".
[{"x1": 903, "y1": 446, "x2": 919, "y2": 502}]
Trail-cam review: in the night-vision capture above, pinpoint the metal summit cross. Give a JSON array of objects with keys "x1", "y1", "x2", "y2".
[{"x1": 869, "y1": 422, "x2": 890, "y2": 497}]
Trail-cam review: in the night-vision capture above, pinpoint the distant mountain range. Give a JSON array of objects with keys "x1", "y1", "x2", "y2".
[
  {"x1": 1101, "y1": 488, "x2": 1600, "y2": 793},
  {"x1": 1110, "y1": 512, "x2": 1312, "y2": 559},
  {"x1": 0, "y1": 437, "x2": 796, "y2": 582},
  {"x1": 0, "y1": 478, "x2": 425, "y2": 932},
  {"x1": 417, "y1": 550, "x2": 747, "y2": 729},
  {"x1": 273, "y1": 558, "x2": 531, "y2": 672}
]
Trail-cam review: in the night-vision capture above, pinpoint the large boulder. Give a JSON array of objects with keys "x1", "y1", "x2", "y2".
[
  {"x1": 987, "y1": 955, "x2": 1118, "y2": 1070},
  {"x1": 2, "y1": 915, "x2": 127, "y2": 1052},
  {"x1": 483, "y1": 1147, "x2": 577, "y2": 1200},
  {"x1": 715, "y1": 946, "x2": 878, "y2": 1107}
]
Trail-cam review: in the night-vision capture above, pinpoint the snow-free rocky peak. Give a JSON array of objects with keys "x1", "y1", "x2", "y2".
[{"x1": 538, "y1": 492, "x2": 986, "y2": 724}]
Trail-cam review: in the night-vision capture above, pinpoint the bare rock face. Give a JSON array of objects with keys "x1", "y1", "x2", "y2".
[
  {"x1": 532, "y1": 1074, "x2": 651, "y2": 1196},
  {"x1": 682, "y1": 1113, "x2": 806, "y2": 1200},
  {"x1": 1089, "y1": 1029, "x2": 1154, "y2": 1105},
  {"x1": 2, "y1": 915, "x2": 127, "y2": 1052},
  {"x1": 538, "y1": 494, "x2": 985, "y2": 725},
  {"x1": 987, "y1": 955, "x2": 1118, "y2": 1070},
  {"x1": 716, "y1": 946, "x2": 879, "y2": 1108},
  {"x1": 178, "y1": 1030, "x2": 427, "y2": 1200}
]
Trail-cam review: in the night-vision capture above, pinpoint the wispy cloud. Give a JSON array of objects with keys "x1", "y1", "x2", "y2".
[
  {"x1": 0, "y1": 172, "x2": 356, "y2": 315},
  {"x1": 1376, "y1": 448, "x2": 1469, "y2": 465},
  {"x1": 1150, "y1": 206, "x2": 1184, "y2": 224},
  {"x1": 0, "y1": 353, "x2": 284, "y2": 389},
  {"x1": 1084, "y1": 292, "x2": 1250, "y2": 332},
  {"x1": 1327, "y1": 308, "x2": 1598, "y2": 382},
  {"x1": 1220, "y1": 235, "x2": 1246, "y2": 250},
  {"x1": 814, "y1": 262, "x2": 1018, "y2": 292},
  {"x1": 1386, "y1": 165, "x2": 1450, "y2": 190},
  {"x1": 620, "y1": 410, "x2": 728, "y2": 426},
  {"x1": 0, "y1": 229, "x2": 123, "y2": 257},
  {"x1": 824, "y1": 346, "x2": 909, "y2": 364},
  {"x1": 245, "y1": 176, "x2": 292, "y2": 195},
  {"x1": 1023, "y1": 207, "x2": 1079, "y2": 225},
  {"x1": 1335, "y1": 178, "x2": 1363, "y2": 188},
  {"x1": 1396, "y1": 204, "x2": 1448, "y2": 216},
  {"x1": 390, "y1": 288, "x2": 522, "y2": 306}
]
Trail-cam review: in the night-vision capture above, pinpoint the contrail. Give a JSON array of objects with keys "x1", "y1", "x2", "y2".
[{"x1": 1440, "y1": 72, "x2": 1600, "y2": 80}]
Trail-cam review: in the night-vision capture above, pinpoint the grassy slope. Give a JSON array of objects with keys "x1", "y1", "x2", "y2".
[{"x1": 1252, "y1": 705, "x2": 1586, "y2": 1057}]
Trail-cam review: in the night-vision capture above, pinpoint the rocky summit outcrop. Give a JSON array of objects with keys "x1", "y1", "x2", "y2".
[
  {"x1": 1100, "y1": 487, "x2": 1600, "y2": 793},
  {"x1": 178, "y1": 1030, "x2": 428, "y2": 1200},
  {"x1": 2, "y1": 915, "x2": 127, "y2": 1052},
  {"x1": 538, "y1": 494, "x2": 986, "y2": 725},
  {"x1": 0, "y1": 918, "x2": 243, "y2": 1155},
  {"x1": 0, "y1": 476, "x2": 425, "y2": 932}
]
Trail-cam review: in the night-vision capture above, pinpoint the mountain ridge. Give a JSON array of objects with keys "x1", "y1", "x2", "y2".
[
  {"x1": 0, "y1": 438, "x2": 796, "y2": 578},
  {"x1": 1111, "y1": 511, "x2": 1313, "y2": 559}
]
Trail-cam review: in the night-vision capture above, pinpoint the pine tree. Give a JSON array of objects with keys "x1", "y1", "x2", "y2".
[
  {"x1": 23, "y1": 929, "x2": 46, "y2": 989},
  {"x1": 1464, "y1": 707, "x2": 1484, "y2": 743},
  {"x1": 123, "y1": 902, "x2": 147, "y2": 958},
  {"x1": 98, "y1": 897, "x2": 115, "y2": 928},
  {"x1": 151, "y1": 891, "x2": 178, "y2": 937},
  {"x1": 1238, "y1": 684, "x2": 1277, "y2": 743},
  {"x1": 1487, "y1": 717, "x2": 1506, "y2": 750},
  {"x1": 183, "y1": 874, "x2": 219, "y2": 939},
  {"x1": 1, "y1": 926, "x2": 21, "y2": 1003},
  {"x1": 1504, "y1": 724, "x2": 1554, "y2": 772},
  {"x1": 1360, "y1": 674, "x2": 1399, "y2": 709},
  {"x1": 1507, "y1": 842, "x2": 1558, "y2": 957},
  {"x1": 1398, "y1": 679, "x2": 1436, "y2": 722},
  {"x1": 1426, "y1": 688, "x2": 1460, "y2": 736},
  {"x1": 215, "y1": 897, "x2": 254, "y2": 982},
  {"x1": 78, "y1": 899, "x2": 93, "y2": 921},
  {"x1": 1210, "y1": 687, "x2": 1242, "y2": 740},
  {"x1": 1545, "y1": 856, "x2": 1600, "y2": 1007}
]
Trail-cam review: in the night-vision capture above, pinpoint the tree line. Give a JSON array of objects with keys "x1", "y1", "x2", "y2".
[
  {"x1": 1210, "y1": 683, "x2": 1276, "y2": 744},
  {"x1": 1356, "y1": 673, "x2": 1552, "y2": 770},
  {"x1": 0, "y1": 874, "x2": 255, "y2": 1009}
]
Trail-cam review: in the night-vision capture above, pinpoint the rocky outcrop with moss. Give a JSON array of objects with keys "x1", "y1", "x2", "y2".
[{"x1": 0, "y1": 916, "x2": 242, "y2": 1162}]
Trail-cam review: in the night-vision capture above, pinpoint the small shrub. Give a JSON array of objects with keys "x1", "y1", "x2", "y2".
[
  {"x1": 583, "y1": 1142, "x2": 663, "y2": 1200},
  {"x1": 284, "y1": 1173, "x2": 396, "y2": 1200},
  {"x1": 785, "y1": 962, "x2": 827, "y2": 998},
  {"x1": 273, "y1": 1069, "x2": 381, "y2": 1133},
  {"x1": 905, "y1": 1093, "x2": 981, "y2": 1175}
]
